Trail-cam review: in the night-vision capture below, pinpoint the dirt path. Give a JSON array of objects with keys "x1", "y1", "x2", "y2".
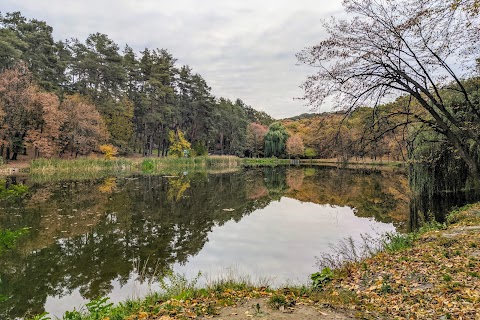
[
  {"x1": 0, "y1": 159, "x2": 29, "y2": 174},
  {"x1": 201, "y1": 298, "x2": 352, "y2": 320}
]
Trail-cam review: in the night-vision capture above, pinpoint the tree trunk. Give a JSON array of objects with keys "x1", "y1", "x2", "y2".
[
  {"x1": 149, "y1": 135, "x2": 153, "y2": 156},
  {"x1": 220, "y1": 132, "x2": 224, "y2": 155}
]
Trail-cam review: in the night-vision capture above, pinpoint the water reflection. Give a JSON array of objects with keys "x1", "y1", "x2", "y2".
[
  {"x1": 0, "y1": 166, "x2": 408, "y2": 319},
  {"x1": 408, "y1": 163, "x2": 480, "y2": 229}
]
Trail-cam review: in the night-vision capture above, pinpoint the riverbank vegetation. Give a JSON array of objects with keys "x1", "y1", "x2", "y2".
[
  {"x1": 27, "y1": 156, "x2": 244, "y2": 180},
  {"x1": 20, "y1": 155, "x2": 401, "y2": 183},
  {"x1": 311, "y1": 203, "x2": 480, "y2": 318}
]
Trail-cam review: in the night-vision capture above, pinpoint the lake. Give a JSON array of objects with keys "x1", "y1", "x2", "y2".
[{"x1": 0, "y1": 165, "x2": 409, "y2": 319}]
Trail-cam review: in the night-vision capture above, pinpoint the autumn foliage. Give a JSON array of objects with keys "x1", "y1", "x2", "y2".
[
  {"x1": 100, "y1": 144, "x2": 119, "y2": 160},
  {"x1": 286, "y1": 134, "x2": 304, "y2": 158},
  {"x1": 59, "y1": 94, "x2": 108, "y2": 157},
  {"x1": 168, "y1": 129, "x2": 191, "y2": 157},
  {"x1": 0, "y1": 64, "x2": 108, "y2": 160},
  {"x1": 282, "y1": 108, "x2": 408, "y2": 162},
  {"x1": 246, "y1": 122, "x2": 268, "y2": 157}
]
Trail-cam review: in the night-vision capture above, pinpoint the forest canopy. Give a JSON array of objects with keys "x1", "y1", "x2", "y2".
[{"x1": 0, "y1": 11, "x2": 275, "y2": 161}]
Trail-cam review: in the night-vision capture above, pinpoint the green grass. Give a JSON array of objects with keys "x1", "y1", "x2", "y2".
[
  {"x1": 141, "y1": 155, "x2": 242, "y2": 173},
  {"x1": 446, "y1": 203, "x2": 480, "y2": 225},
  {"x1": 242, "y1": 157, "x2": 290, "y2": 166},
  {"x1": 304, "y1": 158, "x2": 405, "y2": 166},
  {"x1": 381, "y1": 232, "x2": 418, "y2": 253},
  {"x1": 27, "y1": 156, "x2": 404, "y2": 181}
]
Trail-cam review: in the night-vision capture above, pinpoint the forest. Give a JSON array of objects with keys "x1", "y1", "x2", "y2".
[
  {"x1": 0, "y1": 12, "x2": 276, "y2": 162},
  {"x1": 0, "y1": 11, "x2": 427, "y2": 164}
]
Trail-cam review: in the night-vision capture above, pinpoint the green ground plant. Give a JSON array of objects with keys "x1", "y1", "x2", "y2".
[
  {"x1": 311, "y1": 267, "x2": 334, "y2": 289},
  {"x1": 268, "y1": 294, "x2": 287, "y2": 309}
]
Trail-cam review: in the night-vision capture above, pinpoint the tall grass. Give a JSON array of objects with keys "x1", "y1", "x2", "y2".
[
  {"x1": 29, "y1": 156, "x2": 244, "y2": 181},
  {"x1": 30, "y1": 158, "x2": 135, "y2": 173},
  {"x1": 315, "y1": 220, "x2": 447, "y2": 271},
  {"x1": 29, "y1": 155, "x2": 395, "y2": 181}
]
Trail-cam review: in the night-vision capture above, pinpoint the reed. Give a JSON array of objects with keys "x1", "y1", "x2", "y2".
[
  {"x1": 28, "y1": 156, "x2": 244, "y2": 181},
  {"x1": 30, "y1": 158, "x2": 135, "y2": 173}
]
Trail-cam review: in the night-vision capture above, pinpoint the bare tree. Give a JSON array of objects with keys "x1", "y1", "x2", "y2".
[{"x1": 298, "y1": 0, "x2": 480, "y2": 176}]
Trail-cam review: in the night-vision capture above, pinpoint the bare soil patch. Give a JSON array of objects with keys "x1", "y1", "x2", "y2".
[{"x1": 204, "y1": 298, "x2": 352, "y2": 320}]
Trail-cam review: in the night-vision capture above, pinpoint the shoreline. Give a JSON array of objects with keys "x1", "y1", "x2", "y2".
[
  {"x1": 25, "y1": 203, "x2": 480, "y2": 319},
  {"x1": 0, "y1": 156, "x2": 405, "y2": 177}
]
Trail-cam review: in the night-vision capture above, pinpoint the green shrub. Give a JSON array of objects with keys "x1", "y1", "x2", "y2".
[
  {"x1": 86, "y1": 297, "x2": 114, "y2": 320},
  {"x1": 311, "y1": 267, "x2": 334, "y2": 289},
  {"x1": 141, "y1": 158, "x2": 155, "y2": 173},
  {"x1": 382, "y1": 232, "x2": 417, "y2": 252}
]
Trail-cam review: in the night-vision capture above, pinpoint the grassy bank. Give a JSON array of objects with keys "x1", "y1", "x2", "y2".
[
  {"x1": 27, "y1": 156, "x2": 298, "y2": 181},
  {"x1": 310, "y1": 203, "x2": 480, "y2": 319},
  {"x1": 140, "y1": 156, "x2": 243, "y2": 173},
  {"x1": 27, "y1": 156, "x2": 243, "y2": 181},
  {"x1": 28, "y1": 204, "x2": 480, "y2": 320}
]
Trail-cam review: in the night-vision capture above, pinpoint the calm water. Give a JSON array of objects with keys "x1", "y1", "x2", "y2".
[{"x1": 0, "y1": 166, "x2": 409, "y2": 319}]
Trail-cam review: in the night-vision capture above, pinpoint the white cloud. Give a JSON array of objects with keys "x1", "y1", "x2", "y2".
[{"x1": 2, "y1": 0, "x2": 344, "y2": 118}]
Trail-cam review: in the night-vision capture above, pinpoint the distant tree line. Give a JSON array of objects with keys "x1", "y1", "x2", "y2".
[{"x1": 0, "y1": 12, "x2": 274, "y2": 161}]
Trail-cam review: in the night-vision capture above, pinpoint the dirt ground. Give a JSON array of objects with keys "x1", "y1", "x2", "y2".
[{"x1": 202, "y1": 298, "x2": 352, "y2": 320}]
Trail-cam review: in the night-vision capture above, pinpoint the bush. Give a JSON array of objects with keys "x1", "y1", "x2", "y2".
[
  {"x1": 99, "y1": 144, "x2": 119, "y2": 160},
  {"x1": 311, "y1": 267, "x2": 334, "y2": 289},
  {"x1": 141, "y1": 159, "x2": 155, "y2": 173}
]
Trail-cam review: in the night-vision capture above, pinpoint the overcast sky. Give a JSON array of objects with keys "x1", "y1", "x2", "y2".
[{"x1": 2, "y1": 0, "x2": 344, "y2": 118}]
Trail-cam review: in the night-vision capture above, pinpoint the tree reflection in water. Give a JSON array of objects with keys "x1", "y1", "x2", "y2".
[{"x1": 0, "y1": 166, "x2": 409, "y2": 319}]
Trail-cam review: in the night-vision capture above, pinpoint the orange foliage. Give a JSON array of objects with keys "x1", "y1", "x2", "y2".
[
  {"x1": 283, "y1": 108, "x2": 408, "y2": 161},
  {"x1": 286, "y1": 134, "x2": 304, "y2": 158},
  {"x1": 246, "y1": 122, "x2": 268, "y2": 157},
  {"x1": 0, "y1": 63, "x2": 66, "y2": 158},
  {"x1": 59, "y1": 94, "x2": 109, "y2": 156},
  {"x1": 26, "y1": 91, "x2": 65, "y2": 157}
]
